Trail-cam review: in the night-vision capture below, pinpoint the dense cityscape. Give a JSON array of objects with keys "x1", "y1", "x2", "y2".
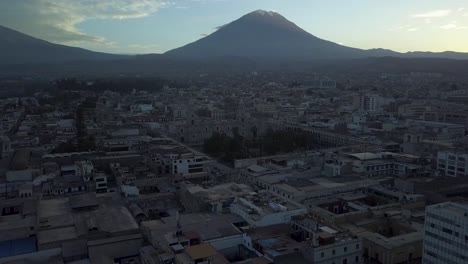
[{"x1": 1, "y1": 2, "x2": 468, "y2": 264}]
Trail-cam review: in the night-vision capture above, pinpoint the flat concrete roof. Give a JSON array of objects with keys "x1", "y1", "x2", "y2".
[
  {"x1": 69, "y1": 193, "x2": 99, "y2": 209},
  {"x1": 359, "y1": 230, "x2": 423, "y2": 249},
  {"x1": 38, "y1": 226, "x2": 77, "y2": 245},
  {"x1": 185, "y1": 244, "x2": 217, "y2": 260}
]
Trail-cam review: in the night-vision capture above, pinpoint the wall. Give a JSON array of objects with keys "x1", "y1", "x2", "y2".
[
  {"x1": 207, "y1": 233, "x2": 243, "y2": 251},
  {"x1": 308, "y1": 239, "x2": 362, "y2": 264},
  {"x1": 0, "y1": 248, "x2": 61, "y2": 264},
  {"x1": 255, "y1": 208, "x2": 307, "y2": 227},
  {"x1": 88, "y1": 235, "x2": 143, "y2": 263},
  {"x1": 362, "y1": 237, "x2": 422, "y2": 264}
]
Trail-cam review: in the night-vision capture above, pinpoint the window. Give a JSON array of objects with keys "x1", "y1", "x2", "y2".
[
  {"x1": 321, "y1": 252, "x2": 325, "y2": 258},
  {"x1": 426, "y1": 250, "x2": 438, "y2": 258},
  {"x1": 442, "y1": 227, "x2": 453, "y2": 235},
  {"x1": 355, "y1": 256, "x2": 359, "y2": 263},
  {"x1": 356, "y1": 244, "x2": 359, "y2": 249},
  {"x1": 332, "y1": 249, "x2": 336, "y2": 255},
  {"x1": 344, "y1": 247, "x2": 347, "y2": 252},
  {"x1": 343, "y1": 259, "x2": 347, "y2": 264}
]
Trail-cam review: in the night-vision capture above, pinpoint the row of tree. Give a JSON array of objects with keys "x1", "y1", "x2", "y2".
[
  {"x1": 54, "y1": 77, "x2": 188, "y2": 93},
  {"x1": 75, "y1": 97, "x2": 97, "y2": 152},
  {"x1": 203, "y1": 129, "x2": 316, "y2": 164},
  {"x1": 52, "y1": 97, "x2": 97, "y2": 153}
]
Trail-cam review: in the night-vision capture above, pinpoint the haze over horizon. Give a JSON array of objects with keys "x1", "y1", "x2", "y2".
[{"x1": 1, "y1": 0, "x2": 468, "y2": 54}]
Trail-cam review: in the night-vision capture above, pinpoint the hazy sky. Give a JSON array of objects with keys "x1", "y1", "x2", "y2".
[{"x1": 1, "y1": 0, "x2": 468, "y2": 54}]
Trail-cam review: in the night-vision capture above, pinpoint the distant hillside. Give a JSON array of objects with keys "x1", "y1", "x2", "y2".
[
  {"x1": 2, "y1": 10, "x2": 468, "y2": 76},
  {"x1": 0, "y1": 25, "x2": 125, "y2": 65}
]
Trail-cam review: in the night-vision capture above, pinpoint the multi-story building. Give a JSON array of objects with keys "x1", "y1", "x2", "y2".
[
  {"x1": 360, "y1": 95, "x2": 381, "y2": 112},
  {"x1": 293, "y1": 216, "x2": 363, "y2": 264},
  {"x1": 95, "y1": 174, "x2": 108, "y2": 193},
  {"x1": 406, "y1": 120, "x2": 465, "y2": 141},
  {"x1": 230, "y1": 191, "x2": 307, "y2": 227},
  {"x1": 168, "y1": 154, "x2": 208, "y2": 177},
  {"x1": 437, "y1": 151, "x2": 468, "y2": 177},
  {"x1": 347, "y1": 152, "x2": 424, "y2": 178},
  {"x1": 423, "y1": 202, "x2": 468, "y2": 264}
]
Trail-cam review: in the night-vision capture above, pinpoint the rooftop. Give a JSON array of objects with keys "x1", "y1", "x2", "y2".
[
  {"x1": 185, "y1": 243, "x2": 217, "y2": 260},
  {"x1": 428, "y1": 201, "x2": 468, "y2": 217},
  {"x1": 142, "y1": 213, "x2": 244, "y2": 242},
  {"x1": 348, "y1": 152, "x2": 381, "y2": 161},
  {"x1": 184, "y1": 182, "x2": 252, "y2": 202},
  {"x1": 69, "y1": 193, "x2": 99, "y2": 209},
  {"x1": 359, "y1": 230, "x2": 423, "y2": 249}
]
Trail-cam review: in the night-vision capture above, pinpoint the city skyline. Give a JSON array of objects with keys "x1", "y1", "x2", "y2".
[{"x1": 1, "y1": 0, "x2": 468, "y2": 54}]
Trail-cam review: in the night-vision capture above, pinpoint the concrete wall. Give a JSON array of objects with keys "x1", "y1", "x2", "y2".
[
  {"x1": 255, "y1": 208, "x2": 307, "y2": 227},
  {"x1": 362, "y1": 237, "x2": 422, "y2": 264},
  {"x1": 0, "y1": 248, "x2": 61, "y2": 264},
  {"x1": 88, "y1": 235, "x2": 143, "y2": 263},
  {"x1": 306, "y1": 239, "x2": 362, "y2": 264},
  {"x1": 207, "y1": 234, "x2": 243, "y2": 251}
]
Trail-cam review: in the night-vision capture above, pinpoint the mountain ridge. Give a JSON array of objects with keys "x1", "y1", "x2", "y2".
[
  {"x1": 0, "y1": 25, "x2": 125, "y2": 65},
  {"x1": 1, "y1": 9, "x2": 468, "y2": 68}
]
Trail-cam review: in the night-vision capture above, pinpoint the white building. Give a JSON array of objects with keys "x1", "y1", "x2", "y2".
[
  {"x1": 75, "y1": 160, "x2": 94, "y2": 181},
  {"x1": 95, "y1": 174, "x2": 108, "y2": 193},
  {"x1": 230, "y1": 192, "x2": 306, "y2": 227},
  {"x1": 323, "y1": 162, "x2": 347, "y2": 177},
  {"x1": 347, "y1": 152, "x2": 423, "y2": 178},
  {"x1": 423, "y1": 202, "x2": 468, "y2": 264},
  {"x1": 304, "y1": 236, "x2": 362, "y2": 264},
  {"x1": 168, "y1": 154, "x2": 209, "y2": 177},
  {"x1": 293, "y1": 217, "x2": 362, "y2": 264},
  {"x1": 61, "y1": 164, "x2": 78, "y2": 177},
  {"x1": 131, "y1": 104, "x2": 154, "y2": 114},
  {"x1": 437, "y1": 151, "x2": 468, "y2": 177},
  {"x1": 56, "y1": 119, "x2": 76, "y2": 135},
  {"x1": 406, "y1": 120, "x2": 465, "y2": 141},
  {"x1": 360, "y1": 95, "x2": 381, "y2": 112},
  {"x1": 18, "y1": 182, "x2": 33, "y2": 198},
  {"x1": 121, "y1": 185, "x2": 140, "y2": 198}
]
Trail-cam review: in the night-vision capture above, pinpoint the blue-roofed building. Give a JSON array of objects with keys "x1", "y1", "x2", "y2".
[{"x1": 0, "y1": 237, "x2": 37, "y2": 258}]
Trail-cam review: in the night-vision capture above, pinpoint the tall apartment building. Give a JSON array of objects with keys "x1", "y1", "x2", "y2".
[
  {"x1": 360, "y1": 95, "x2": 380, "y2": 112},
  {"x1": 437, "y1": 151, "x2": 468, "y2": 177},
  {"x1": 423, "y1": 202, "x2": 468, "y2": 264}
]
